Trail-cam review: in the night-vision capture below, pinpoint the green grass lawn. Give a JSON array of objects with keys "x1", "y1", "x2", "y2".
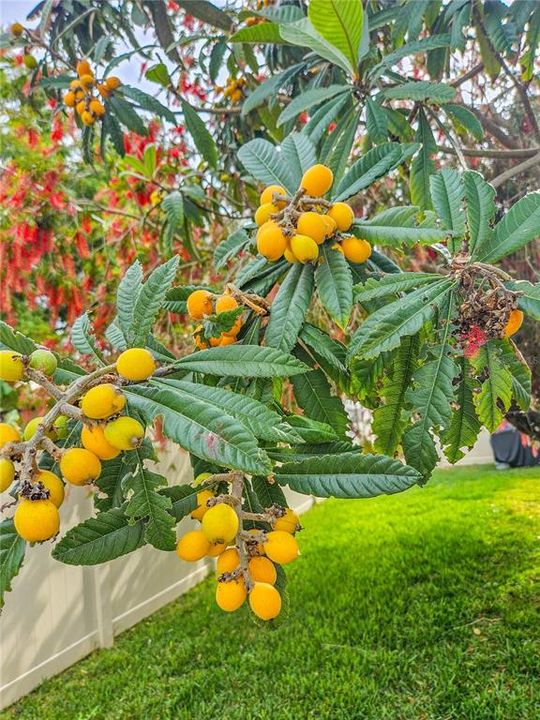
[{"x1": 3, "y1": 465, "x2": 539, "y2": 720}]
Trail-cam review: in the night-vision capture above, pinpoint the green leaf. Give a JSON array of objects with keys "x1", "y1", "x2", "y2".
[
  {"x1": 369, "y1": 35, "x2": 452, "y2": 79},
  {"x1": 176, "y1": 0, "x2": 232, "y2": 31},
  {"x1": 470, "y1": 341, "x2": 513, "y2": 432},
  {"x1": 251, "y1": 476, "x2": 287, "y2": 509},
  {"x1": 0, "y1": 519, "x2": 25, "y2": 609},
  {"x1": 308, "y1": 0, "x2": 364, "y2": 73},
  {"x1": 505, "y1": 281, "x2": 540, "y2": 321},
  {"x1": 372, "y1": 335, "x2": 420, "y2": 456},
  {"x1": 116, "y1": 260, "x2": 143, "y2": 339},
  {"x1": 354, "y1": 272, "x2": 442, "y2": 303},
  {"x1": 129, "y1": 257, "x2": 179, "y2": 347},
  {"x1": 282, "y1": 415, "x2": 339, "y2": 444},
  {"x1": 498, "y1": 339, "x2": 532, "y2": 411},
  {"x1": 410, "y1": 108, "x2": 436, "y2": 210},
  {"x1": 472, "y1": 192, "x2": 540, "y2": 264},
  {"x1": 275, "y1": 453, "x2": 422, "y2": 498},
  {"x1": 442, "y1": 104, "x2": 483, "y2": 141},
  {"x1": 52, "y1": 508, "x2": 145, "y2": 565},
  {"x1": 303, "y1": 93, "x2": 351, "y2": 145},
  {"x1": 94, "y1": 451, "x2": 140, "y2": 512},
  {"x1": 242, "y1": 63, "x2": 303, "y2": 116},
  {"x1": 157, "y1": 379, "x2": 300, "y2": 443},
  {"x1": 281, "y1": 132, "x2": 318, "y2": 185},
  {"x1": 230, "y1": 21, "x2": 283, "y2": 43},
  {"x1": 214, "y1": 230, "x2": 251, "y2": 270},
  {"x1": 334, "y1": 142, "x2": 418, "y2": 201},
  {"x1": 102, "y1": 110, "x2": 125, "y2": 156},
  {"x1": 71, "y1": 313, "x2": 104, "y2": 364},
  {"x1": 291, "y1": 356, "x2": 349, "y2": 438},
  {"x1": 278, "y1": 86, "x2": 349, "y2": 127},
  {"x1": 181, "y1": 100, "x2": 218, "y2": 168},
  {"x1": 348, "y1": 279, "x2": 454, "y2": 360},
  {"x1": 429, "y1": 168, "x2": 465, "y2": 251},
  {"x1": 265, "y1": 264, "x2": 314, "y2": 352},
  {"x1": 365, "y1": 97, "x2": 388, "y2": 144},
  {"x1": 120, "y1": 86, "x2": 176, "y2": 124},
  {"x1": 160, "y1": 484, "x2": 199, "y2": 522},
  {"x1": 382, "y1": 80, "x2": 456, "y2": 102},
  {"x1": 463, "y1": 171, "x2": 495, "y2": 257},
  {"x1": 442, "y1": 358, "x2": 482, "y2": 464},
  {"x1": 315, "y1": 242, "x2": 353, "y2": 327},
  {"x1": 128, "y1": 383, "x2": 270, "y2": 475},
  {"x1": 108, "y1": 95, "x2": 148, "y2": 136},
  {"x1": 279, "y1": 18, "x2": 354, "y2": 75},
  {"x1": 323, "y1": 109, "x2": 360, "y2": 187},
  {"x1": 237, "y1": 138, "x2": 296, "y2": 193},
  {"x1": 162, "y1": 191, "x2": 184, "y2": 235},
  {"x1": 124, "y1": 466, "x2": 176, "y2": 551},
  {"x1": 173, "y1": 345, "x2": 309, "y2": 377},
  {"x1": 353, "y1": 221, "x2": 448, "y2": 246},
  {"x1": 145, "y1": 62, "x2": 170, "y2": 88},
  {"x1": 0, "y1": 321, "x2": 37, "y2": 354}
]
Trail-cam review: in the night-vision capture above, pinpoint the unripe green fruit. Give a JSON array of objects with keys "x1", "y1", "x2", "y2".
[
  {"x1": 23, "y1": 416, "x2": 47, "y2": 441},
  {"x1": 23, "y1": 54, "x2": 38, "y2": 69},
  {"x1": 53, "y1": 415, "x2": 69, "y2": 439},
  {"x1": 29, "y1": 349, "x2": 58, "y2": 376}
]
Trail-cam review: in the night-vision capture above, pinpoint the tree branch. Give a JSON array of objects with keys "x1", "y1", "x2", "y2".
[
  {"x1": 437, "y1": 145, "x2": 539, "y2": 159},
  {"x1": 491, "y1": 152, "x2": 540, "y2": 188}
]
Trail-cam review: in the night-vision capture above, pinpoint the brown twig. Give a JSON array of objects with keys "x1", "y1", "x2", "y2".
[{"x1": 491, "y1": 153, "x2": 540, "y2": 188}]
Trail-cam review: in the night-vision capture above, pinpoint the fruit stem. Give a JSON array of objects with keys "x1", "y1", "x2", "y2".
[{"x1": 229, "y1": 473, "x2": 254, "y2": 592}]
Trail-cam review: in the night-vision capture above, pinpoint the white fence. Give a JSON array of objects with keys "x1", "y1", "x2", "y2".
[{"x1": 0, "y1": 446, "x2": 316, "y2": 710}]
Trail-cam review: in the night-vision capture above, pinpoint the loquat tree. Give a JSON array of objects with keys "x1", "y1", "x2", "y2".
[{"x1": 0, "y1": 0, "x2": 538, "y2": 623}]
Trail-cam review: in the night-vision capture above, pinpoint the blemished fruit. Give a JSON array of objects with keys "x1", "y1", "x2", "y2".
[
  {"x1": 23, "y1": 416, "x2": 46, "y2": 441},
  {"x1": 11, "y1": 22, "x2": 24, "y2": 36},
  {"x1": 64, "y1": 91, "x2": 76, "y2": 107},
  {"x1": 249, "y1": 582, "x2": 282, "y2": 620},
  {"x1": 0, "y1": 351, "x2": 24, "y2": 382},
  {"x1": 301, "y1": 164, "x2": 333, "y2": 196},
  {"x1": 89, "y1": 99, "x2": 105, "y2": 117},
  {"x1": 104, "y1": 417, "x2": 145, "y2": 450},
  {"x1": 81, "y1": 383, "x2": 126, "y2": 419},
  {"x1": 297, "y1": 212, "x2": 327, "y2": 244},
  {"x1": 216, "y1": 547, "x2": 240, "y2": 574},
  {"x1": 187, "y1": 289, "x2": 213, "y2": 319},
  {"x1": 290, "y1": 234, "x2": 319, "y2": 263},
  {"x1": 248, "y1": 556, "x2": 277, "y2": 585},
  {"x1": 76, "y1": 59, "x2": 92, "y2": 77},
  {"x1": 105, "y1": 76, "x2": 121, "y2": 90},
  {"x1": 81, "y1": 425, "x2": 121, "y2": 460},
  {"x1": 35, "y1": 470, "x2": 64, "y2": 508},
  {"x1": 0, "y1": 423, "x2": 21, "y2": 448},
  {"x1": 328, "y1": 202, "x2": 354, "y2": 231},
  {"x1": 273, "y1": 507, "x2": 300, "y2": 534},
  {"x1": 60, "y1": 448, "x2": 101, "y2": 486},
  {"x1": 216, "y1": 578, "x2": 246, "y2": 612},
  {"x1": 254, "y1": 203, "x2": 278, "y2": 226},
  {"x1": 504, "y1": 309, "x2": 524, "y2": 338},
  {"x1": 116, "y1": 348, "x2": 156, "y2": 382},
  {"x1": 264, "y1": 530, "x2": 299, "y2": 564},
  {"x1": 14, "y1": 499, "x2": 60, "y2": 542},
  {"x1": 215, "y1": 295, "x2": 238, "y2": 314},
  {"x1": 202, "y1": 503, "x2": 239, "y2": 545},
  {"x1": 0, "y1": 459, "x2": 15, "y2": 492},
  {"x1": 340, "y1": 236, "x2": 372, "y2": 264},
  {"x1": 29, "y1": 349, "x2": 57, "y2": 376},
  {"x1": 260, "y1": 185, "x2": 286, "y2": 207},
  {"x1": 256, "y1": 221, "x2": 287, "y2": 261},
  {"x1": 206, "y1": 543, "x2": 226, "y2": 557},
  {"x1": 176, "y1": 530, "x2": 210, "y2": 562},
  {"x1": 191, "y1": 489, "x2": 215, "y2": 521}
]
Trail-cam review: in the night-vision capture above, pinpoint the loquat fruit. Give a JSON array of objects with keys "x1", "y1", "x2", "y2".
[
  {"x1": 11, "y1": 22, "x2": 24, "y2": 36},
  {"x1": 191, "y1": 489, "x2": 215, "y2": 521},
  {"x1": 0, "y1": 423, "x2": 21, "y2": 448},
  {"x1": 28, "y1": 349, "x2": 57, "y2": 376},
  {"x1": 81, "y1": 111, "x2": 95, "y2": 126},
  {"x1": 264, "y1": 530, "x2": 299, "y2": 564},
  {"x1": 273, "y1": 507, "x2": 300, "y2": 534},
  {"x1": 328, "y1": 202, "x2": 354, "y2": 231},
  {"x1": 23, "y1": 416, "x2": 48, "y2": 441},
  {"x1": 104, "y1": 417, "x2": 145, "y2": 451},
  {"x1": 340, "y1": 236, "x2": 372, "y2": 264},
  {"x1": 34, "y1": 470, "x2": 64, "y2": 508},
  {"x1": 105, "y1": 76, "x2": 121, "y2": 90},
  {"x1": 0, "y1": 351, "x2": 24, "y2": 383},
  {"x1": 97, "y1": 83, "x2": 110, "y2": 98},
  {"x1": 290, "y1": 234, "x2": 319, "y2": 263},
  {"x1": 60, "y1": 448, "x2": 101, "y2": 486},
  {"x1": 217, "y1": 547, "x2": 240, "y2": 574},
  {"x1": 297, "y1": 211, "x2": 327, "y2": 244},
  {"x1": 81, "y1": 424, "x2": 121, "y2": 460},
  {"x1": 75, "y1": 101, "x2": 86, "y2": 115},
  {"x1": 116, "y1": 348, "x2": 156, "y2": 382},
  {"x1": 256, "y1": 221, "x2": 287, "y2": 262},
  {"x1": 207, "y1": 542, "x2": 227, "y2": 557},
  {"x1": 254, "y1": 203, "x2": 278, "y2": 226},
  {"x1": 504, "y1": 309, "x2": 524, "y2": 338},
  {"x1": 76, "y1": 60, "x2": 92, "y2": 78},
  {"x1": 248, "y1": 556, "x2": 277, "y2": 585},
  {"x1": 89, "y1": 99, "x2": 105, "y2": 117},
  {"x1": 64, "y1": 91, "x2": 76, "y2": 107},
  {"x1": 260, "y1": 185, "x2": 286, "y2": 208},
  {"x1": 215, "y1": 295, "x2": 238, "y2": 314},
  {"x1": 187, "y1": 289, "x2": 213, "y2": 319},
  {"x1": 216, "y1": 577, "x2": 246, "y2": 612},
  {"x1": 23, "y1": 55, "x2": 37, "y2": 69},
  {"x1": 0, "y1": 459, "x2": 15, "y2": 492},
  {"x1": 301, "y1": 163, "x2": 333, "y2": 197},
  {"x1": 202, "y1": 503, "x2": 239, "y2": 545},
  {"x1": 14, "y1": 499, "x2": 60, "y2": 543},
  {"x1": 176, "y1": 530, "x2": 210, "y2": 562},
  {"x1": 321, "y1": 214, "x2": 337, "y2": 238},
  {"x1": 249, "y1": 582, "x2": 281, "y2": 620},
  {"x1": 284, "y1": 245, "x2": 299, "y2": 264},
  {"x1": 81, "y1": 383, "x2": 126, "y2": 420},
  {"x1": 246, "y1": 527, "x2": 266, "y2": 555}
]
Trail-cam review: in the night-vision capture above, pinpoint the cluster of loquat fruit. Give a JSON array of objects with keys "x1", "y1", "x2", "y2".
[
  {"x1": 0, "y1": 347, "x2": 157, "y2": 543},
  {"x1": 255, "y1": 163, "x2": 372, "y2": 266},
  {"x1": 177, "y1": 486, "x2": 300, "y2": 621},
  {"x1": 63, "y1": 59, "x2": 121, "y2": 126},
  {"x1": 215, "y1": 76, "x2": 246, "y2": 104},
  {"x1": 186, "y1": 290, "x2": 243, "y2": 349}
]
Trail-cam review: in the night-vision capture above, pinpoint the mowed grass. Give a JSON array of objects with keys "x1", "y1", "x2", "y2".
[{"x1": 3, "y1": 465, "x2": 539, "y2": 720}]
